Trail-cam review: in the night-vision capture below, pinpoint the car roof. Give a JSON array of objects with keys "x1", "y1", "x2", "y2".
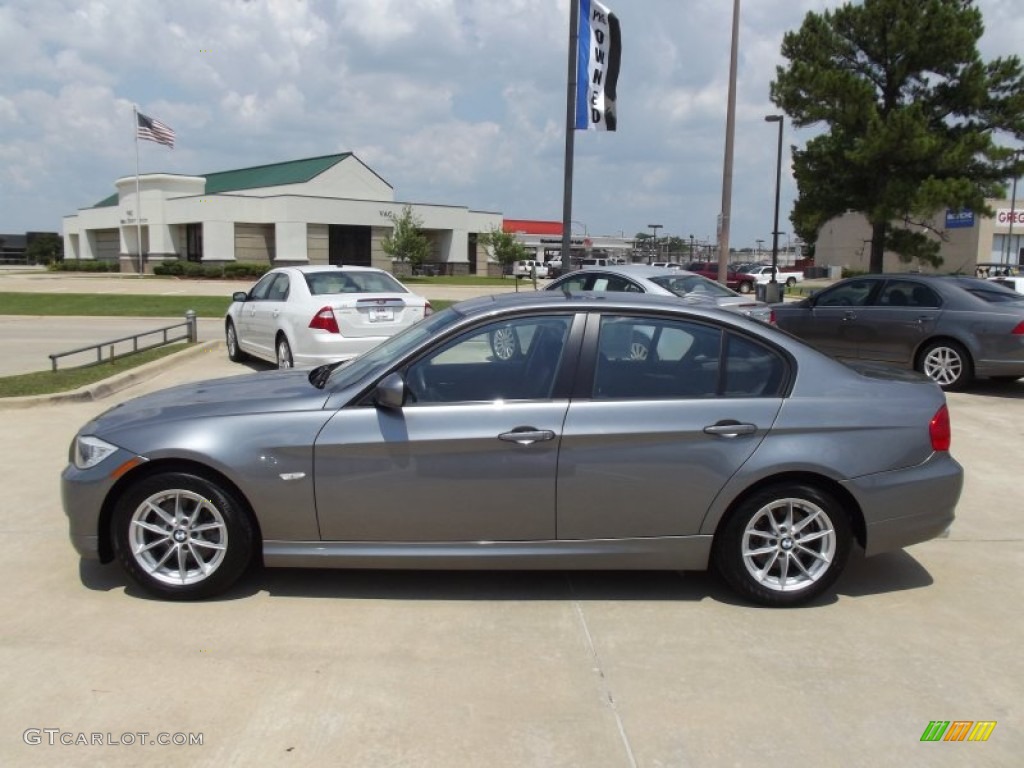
[
  {"x1": 569, "y1": 264, "x2": 698, "y2": 278},
  {"x1": 271, "y1": 265, "x2": 384, "y2": 274}
]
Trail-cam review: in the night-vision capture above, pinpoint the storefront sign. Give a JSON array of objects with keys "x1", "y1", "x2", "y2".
[
  {"x1": 945, "y1": 209, "x2": 975, "y2": 228},
  {"x1": 996, "y1": 209, "x2": 1024, "y2": 227}
]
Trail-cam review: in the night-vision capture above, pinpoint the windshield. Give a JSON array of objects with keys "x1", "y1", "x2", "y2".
[
  {"x1": 305, "y1": 270, "x2": 408, "y2": 296},
  {"x1": 322, "y1": 307, "x2": 464, "y2": 390},
  {"x1": 649, "y1": 274, "x2": 738, "y2": 299}
]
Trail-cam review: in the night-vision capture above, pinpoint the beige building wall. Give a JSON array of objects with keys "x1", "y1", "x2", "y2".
[
  {"x1": 307, "y1": 224, "x2": 329, "y2": 265},
  {"x1": 814, "y1": 199, "x2": 1018, "y2": 274},
  {"x1": 234, "y1": 223, "x2": 275, "y2": 263}
]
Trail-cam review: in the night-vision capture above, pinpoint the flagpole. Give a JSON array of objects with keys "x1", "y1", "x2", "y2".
[
  {"x1": 560, "y1": 0, "x2": 581, "y2": 275},
  {"x1": 133, "y1": 105, "x2": 143, "y2": 276}
]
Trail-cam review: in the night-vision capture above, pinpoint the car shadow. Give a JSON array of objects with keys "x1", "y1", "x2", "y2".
[
  {"x1": 78, "y1": 548, "x2": 934, "y2": 607},
  {"x1": 962, "y1": 378, "x2": 1024, "y2": 400}
]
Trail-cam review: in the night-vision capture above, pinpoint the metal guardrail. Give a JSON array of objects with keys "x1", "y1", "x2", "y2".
[{"x1": 48, "y1": 311, "x2": 198, "y2": 372}]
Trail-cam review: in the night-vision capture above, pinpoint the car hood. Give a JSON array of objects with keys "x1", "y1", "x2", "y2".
[{"x1": 80, "y1": 370, "x2": 331, "y2": 437}]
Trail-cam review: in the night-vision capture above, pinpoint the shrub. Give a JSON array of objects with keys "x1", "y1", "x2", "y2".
[
  {"x1": 48, "y1": 259, "x2": 119, "y2": 273},
  {"x1": 153, "y1": 260, "x2": 184, "y2": 276}
]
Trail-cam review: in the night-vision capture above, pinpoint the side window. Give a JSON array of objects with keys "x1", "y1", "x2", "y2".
[
  {"x1": 817, "y1": 279, "x2": 876, "y2": 307},
  {"x1": 405, "y1": 315, "x2": 572, "y2": 405},
  {"x1": 249, "y1": 273, "x2": 278, "y2": 301},
  {"x1": 593, "y1": 316, "x2": 722, "y2": 399},
  {"x1": 267, "y1": 274, "x2": 290, "y2": 302},
  {"x1": 723, "y1": 334, "x2": 787, "y2": 397},
  {"x1": 554, "y1": 275, "x2": 589, "y2": 292},
  {"x1": 907, "y1": 282, "x2": 940, "y2": 308}
]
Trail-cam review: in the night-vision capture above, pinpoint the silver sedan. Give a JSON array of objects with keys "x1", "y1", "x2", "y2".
[{"x1": 62, "y1": 293, "x2": 962, "y2": 607}]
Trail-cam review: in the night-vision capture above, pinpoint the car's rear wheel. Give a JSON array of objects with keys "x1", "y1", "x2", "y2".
[
  {"x1": 276, "y1": 336, "x2": 293, "y2": 369},
  {"x1": 713, "y1": 483, "x2": 851, "y2": 607},
  {"x1": 785, "y1": 277, "x2": 797, "y2": 287},
  {"x1": 738, "y1": 281, "x2": 753, "y2": 294},
  {"x1": 917, "y1": 340, "x2": 972, "y2": 391},
  {"x1": 112, "y1": 472, "x2": 254, "y2": 600},
  {"x1": 225, "y1": 320, "x2": 248, "y2": 362}
]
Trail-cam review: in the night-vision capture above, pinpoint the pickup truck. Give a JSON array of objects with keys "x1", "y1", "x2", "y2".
[
  {"x1": 681, "y1": 261, "x2": 746, "y2": 292},
  {"x1": 733, "y1": 265, "x2": 805, "y2": 294}
]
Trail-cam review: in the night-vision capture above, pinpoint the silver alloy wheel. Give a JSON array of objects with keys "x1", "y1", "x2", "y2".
[
  {"x1": 630, "y1": 341, "x2": 649, "y2": 360},
  {"x1": 922, "y1": 345, "x2": 962, "y2": 387},
  {"x1": 128, "y1": 489, "x2": 228, "y2": 586},
  {"x1": 491, "y1": 327, "x2": 517, "y2": 360},
  {"x1": 740, "y1": 497, "x2": 836, "y2": 593},
  {"x1": 739, "y1": 282, "x2": 752, "y2": 294},
  {"x1": 277, "y1": 338, "x2": 293, "y2": 369}
]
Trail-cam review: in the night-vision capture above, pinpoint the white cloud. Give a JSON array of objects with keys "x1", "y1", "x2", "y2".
[{"x1": 0, "y1": 0, "x2": 1019, "y2": 248}]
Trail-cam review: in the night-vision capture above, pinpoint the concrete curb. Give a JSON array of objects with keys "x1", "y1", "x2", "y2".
[{"x1": 0, "y1": 340, "x2": 221, "y2": 410}]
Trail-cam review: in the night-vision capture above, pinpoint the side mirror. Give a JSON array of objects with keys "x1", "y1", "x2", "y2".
[
  {"x1": 375, "y1": 372, "x2": 406, "y2": 410},
  {"x1": 232, "y1": 291, "x2": 249, "y2": 303}
]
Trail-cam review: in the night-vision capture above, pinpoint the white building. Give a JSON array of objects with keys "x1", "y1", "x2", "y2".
[{"x1": 62, "y1": 153, "x2": 502, "y2": 275}]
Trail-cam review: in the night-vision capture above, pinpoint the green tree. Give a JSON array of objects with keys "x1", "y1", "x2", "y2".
[
  {"x1": 479, "y1": 226, "x2": 528, "y2": 275},
  {"x1": 380, "y1": 205, "x2": 430, "y2": 269},
  {"x1": 771, "y1": 0, "x2": 1024, "y2": 272},
  {"x1": 25, "y1": 233, "x2": 63, "y2": 265}
]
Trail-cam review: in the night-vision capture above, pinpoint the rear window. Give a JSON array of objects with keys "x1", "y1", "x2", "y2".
[
  {"x1": 305, "y1": 270, "x2": 407, "y2": 295},
  {"x1": 965, "y1": 287, "x2": 1024, "y2": 304}
]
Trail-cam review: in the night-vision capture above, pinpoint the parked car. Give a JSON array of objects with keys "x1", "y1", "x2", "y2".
[
  {"x1": 771, "y1": 274, "x2": 1024, "y2": 390},
  {"x1": 979, "y1": 263, "x2": 1024, "y2": 294},
  {"x1": 682, "y1": 261, "x2": 747, "y2": 292},
  {"x1": 225, "y1": 265, "x2": 431, "y2": 369},
  {"x1": 62, "y1": 292, "x2": 962, "y2": 607},
  {"x1": 545, "y1": 264, "x2": 774, "y2": 328},
  {"x1": 737, "y1": 264, "x2": 805, "y2": 289},
  {"x1": 512, "y1": 260, "x2": 549, "y2": 279}
]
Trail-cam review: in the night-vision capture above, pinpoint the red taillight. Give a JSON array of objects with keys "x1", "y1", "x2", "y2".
[
  {"x1": 929, "y1": 404, "x2": 951, "y2": 452},
  {"x1": 1012, "y1": 320, "x2": 1024, "y2": 335},
  {"x1": 767, "y1": 309, "x2": 777, "y2": 325},
  {"x1": 309, "y1": 307, "x2": 340, "y2": 334},
  {"x1": 424, "y1": 301, "x2": 434, "y2": 316}
]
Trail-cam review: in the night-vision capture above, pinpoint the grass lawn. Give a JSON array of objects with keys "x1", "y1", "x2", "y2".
[
  {"x1": 0, "y1": 293, "x2": 455, "y2": 317},
  {"x1": 0, "y1": 343, "x2": 194, "y2": 398},
  {"x1": 0, "y1": 293, "x2": 232, "y2": 317}
]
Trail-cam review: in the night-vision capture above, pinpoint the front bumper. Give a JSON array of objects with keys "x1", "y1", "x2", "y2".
[{"x1": 61, "y1": 447, "x2": 140, "y2": 562}]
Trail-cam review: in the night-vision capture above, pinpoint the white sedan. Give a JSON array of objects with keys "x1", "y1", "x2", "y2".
[{"x1": 225, "y1": 266, "x2": 432, "y2": 368}]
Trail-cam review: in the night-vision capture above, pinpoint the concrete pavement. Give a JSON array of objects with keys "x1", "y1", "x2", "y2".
[{"x1": 0, "y1": 346, "x2": 1021, "y2": 766}]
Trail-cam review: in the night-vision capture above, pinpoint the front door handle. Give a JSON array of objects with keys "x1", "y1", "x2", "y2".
[
  {"x1": 498, "y1": 428, "x2": 556, "y2": 445},
  {"x1": 843, "y1": 311, "x2": 857, "y2": 321},
  {"x1": 703, "y1": 421, "x2": 757, "y2": 438}
]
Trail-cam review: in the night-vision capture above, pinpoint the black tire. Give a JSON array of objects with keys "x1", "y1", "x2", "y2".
[
  {"x1": 276, "y1": 335, "x2": 293, "y2": 369},
  {"x1": 489, "y1": 325, "x2": 520, "y2": 361},
  {"x1": 785, "y1": 277, "x2": 797, "y2": 288},
  {"x1": 713, "y1": 483, "x2": 852, "y2": 607},
  {"x1": 738, "y1": 281, "x2": 753, "y2": 294},
  {"x1": 112, "y1": 472, "x2": 254, "y2": 600},
  {"x1": 917, "y1": 340, "x2": 972, "y2": 391},
  {"x1": 225, "y1": 320, "x2": 248, "y2": 363}
]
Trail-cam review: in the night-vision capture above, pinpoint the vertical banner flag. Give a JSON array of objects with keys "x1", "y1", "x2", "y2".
[
  {"x1": 575, "y1": 0, "x2": 621, "y2": 131},
  {"x1": 136, "y1": 112, "x2": 176, "y2": 148}
]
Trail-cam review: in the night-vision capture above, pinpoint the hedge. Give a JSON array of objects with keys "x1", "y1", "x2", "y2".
[
  {"x1": 153, "y1": 261, "x2": 270, "y2": 279},
  {"x1": 48, "y1": 260, "x2": 120, "y2": 273}
]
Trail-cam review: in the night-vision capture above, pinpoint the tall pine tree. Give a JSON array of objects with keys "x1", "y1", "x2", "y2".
[{"x1": 771, "y1": 0, "x2": 1024, "y2": 271}]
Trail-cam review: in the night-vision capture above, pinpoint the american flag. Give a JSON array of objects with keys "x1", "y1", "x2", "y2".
[{"x1": 136, "y1": 111, "x2": 175, "y2": 148}]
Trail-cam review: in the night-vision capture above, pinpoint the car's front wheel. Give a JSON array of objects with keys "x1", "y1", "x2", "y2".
[
  {"x1": 917, "y1": 340, "x2": 972, "y2": 391},
  {"x1": 276, "y1": 336, "x2": 294, "y2": 369},
  {"x1": 112, "y1": 472, "x2": 254, "y2": 600},
  {"x1": 713, "y1": 483, "x2": 851, "y2": 607},
  {"x1": 785, "y1": 277, "x2": 797, "y2": 287},
  {"x1": 738, "y1": 281, "x2": 753, "y2": 294},
  {"x1": 225, "y1": 320, "x2": 248, "y2": 362}
]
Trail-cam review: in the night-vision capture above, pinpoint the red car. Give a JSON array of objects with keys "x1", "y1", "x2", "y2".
[{"x1": 683, "y1": 262, "x2": 751, "y2": 292}]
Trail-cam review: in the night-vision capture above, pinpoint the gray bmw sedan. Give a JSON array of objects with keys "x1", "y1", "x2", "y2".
[{"x1": 62, "y1": 292, "x2": 962, "y2": 606}]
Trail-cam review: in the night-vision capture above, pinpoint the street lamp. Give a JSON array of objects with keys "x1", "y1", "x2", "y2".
[
  {"x1": 648, "y1": 223, "x2": 662, "y2": 263},
  {"x1": 765, "y1": 114, "x2": 785, "y2": 302},
  {"x1": 689, "y1": 234, "x2": 695, "y2": 262}
]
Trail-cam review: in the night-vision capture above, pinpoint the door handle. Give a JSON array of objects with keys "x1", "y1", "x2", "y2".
[
  {"x1": 498, "y1": 428, "x2": 556, "y2": 445},
  {"x1": 703, "y1": 421, "x2": 757, "y2": 438},
  {"x1": 842, "y1": 311, "x2": 857, "y2": 321}
]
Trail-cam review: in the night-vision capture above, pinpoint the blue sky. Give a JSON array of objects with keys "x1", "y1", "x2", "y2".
[{"x1": 1, "y1": 0, "x2": 1021, "y2": 248}]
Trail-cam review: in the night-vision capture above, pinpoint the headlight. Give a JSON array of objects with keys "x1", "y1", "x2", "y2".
[{"x1": 73, "y1": 435, "x2": 119, "y2": 469}]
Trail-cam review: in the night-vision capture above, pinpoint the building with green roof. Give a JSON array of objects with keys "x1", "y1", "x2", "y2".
[{"x1": 62, "y1": 153, "x2": 501, "y2": 275}]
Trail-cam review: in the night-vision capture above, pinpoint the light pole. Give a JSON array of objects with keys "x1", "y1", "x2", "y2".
[
  {"x1": 1005, "y1": 150, "x2": 1021, "y2": 267},
  {"x1": 689, "y1": 234, "x2": 695, "y2": 262},
  {"x1": 765, "y1": 114, "x2": 784, "y2": 302},
  {"x1": 648, "y1": 223, "x2": 662, "y2": 263}
]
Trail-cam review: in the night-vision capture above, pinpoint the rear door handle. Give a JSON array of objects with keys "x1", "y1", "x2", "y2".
[
  {"x1": 498, "y1": 428, "x2": 556, "y2": 445},
  {"x1": 703, "y1": 421, "x2": 757, "y2": 438}
]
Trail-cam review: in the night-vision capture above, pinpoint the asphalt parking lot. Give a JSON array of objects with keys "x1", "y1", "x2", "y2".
[{"x1": 1, "y1": 277, "x2": 1022, "y2": 766}]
